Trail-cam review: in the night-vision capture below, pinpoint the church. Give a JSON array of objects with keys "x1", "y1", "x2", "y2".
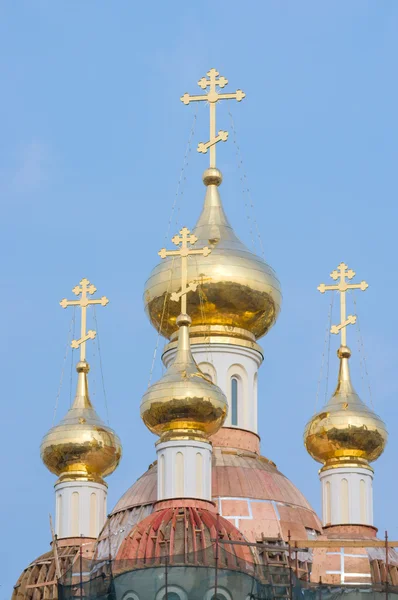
[{"x1": 12, "y1": 69, "x2": 396, "y2": 600}]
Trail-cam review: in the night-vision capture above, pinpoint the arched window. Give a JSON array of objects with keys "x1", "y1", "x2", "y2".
[
  {"x1": 196, "y1": 452, "x2": 203, "y2": 498},
  {"x1": 71, "y1": 491, "x2": 79, "y2": 536},
  {"x1": 198, "y1": 362, "x2": 217, "y2": 384},
  {"x1": 341, "y1": 478, "x2": 349, "y2": 522},
  {"x1": 231, "y1": 377, "x2": 239, "y2": 426},
  {"x1": 155, "y1": 586, "x2": 187, "y2": 600},
  {"x1": 122, "y1": 593, "x2": 139, "y2": 600},
  {"x1": 205, "y1": 588, "x2": 232, "y2": 600},
  {"x1": 89, "y1": 492, "x2": 97, "y2": 537},
  {"x1": 325, "y1": 481, "x2": 331, "y2": 524},
  {"x1": 56, "y1": 493, "x2": 63, "y2": 538},
  {"x1": 159, "y1": 454, "x2": 165, "y2": 499},
  {"x1": 360, "y1": 479, "x2": 367, "y2": 522},
  {"x1": 175, "y1": 452, "x2": 184, "y2": 497}
]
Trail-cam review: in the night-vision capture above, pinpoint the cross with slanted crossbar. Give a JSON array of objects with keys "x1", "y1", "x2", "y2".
[
  {"x1": 60, "y1": 278, "x2": 109, "y2": 361},
  {"x1": 180, "y1": 68, "x2": 245, "y2": 169},
  {"x1": 318, "y1": 263, "x2": 368, "y2": 347},
  {"x1": 158, "y1": 227, "x2": 211, "y2": 315}
]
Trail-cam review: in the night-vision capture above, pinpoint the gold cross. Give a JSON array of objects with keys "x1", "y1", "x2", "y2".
[
  {"x1": 318, "y1": 263, "x2": 368, "y2": 347},
  {"x1": 60, "y1": 278, "x2": 109, "y2": 361},
  {"x1": 180, "y1": 68, "x2": 245, "y2": 169},
  {"x1": 158, "y1": 227, "x2": 211, "y2": 315}
]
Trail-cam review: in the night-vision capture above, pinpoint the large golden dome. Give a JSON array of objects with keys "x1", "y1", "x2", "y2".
[
  {"x1": 304, "y1": 346, "x2": 387, "y2": 467},
  {"x1": 41, "y1": 360, "x2": 122, "y2": 483},
  {"x1": 144, "y1": 168, "x2": 282, "y2": 340},
  {"x1": 141, "y1": 313, "x2": 227, "y2": 441}
]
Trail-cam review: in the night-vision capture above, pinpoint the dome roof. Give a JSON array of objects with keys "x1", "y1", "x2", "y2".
[
  {"x1": 144, "y1": 168, "x2": 282, "y2": 340},
  {"x1": 95, "y1": 443, "x2": 322, "y2": 559},
  {"x1": 41, "y1": 360, "x2": 122, "y2": 483},
  {"x1": 12, "y1": 539, "x2": 94, "y2": 600},
  {"x1": 141, "y1": 314, "x2": 227, "y2": 441},
  {"x1": 304, "y1": 347, "x2": 387, "y2": 467},
  {"x1": 116, "y1": 500, "x2": 257, "y2": 566}
]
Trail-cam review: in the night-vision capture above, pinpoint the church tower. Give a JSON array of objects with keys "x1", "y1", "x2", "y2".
[
  {"x1": 304, "y1": 263, "x2": 387, "y2": 527},
  {"x1": 144, "y1": 69, "x2": 282, "y2": 446},
  {"x1": 141, "y1": 227, "x2": 228, "y2": 501},
  {"x1": 41, "y1": 278, "x2": 122, "y2": 539}
]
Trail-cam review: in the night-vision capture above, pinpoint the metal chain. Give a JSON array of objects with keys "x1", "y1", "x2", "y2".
[
  {"x1": 324, "y1": 293, "x2": 334, "y2": 404},
  {"x1": 228, "y1": 110, "x2": 266, "y2": 259},
  {"x1": 148, "y1": 111, "x2": 198, "y2": 386},
  {"x1": 91, "y1": 313, "x2": 97, "y2": 402},
  {"x1": 315, "y1": 293, "x2": 334, "y2": 413},
  {"x1": 69, "y1": 308, "x2": 76, "y2": 408},
  {"x1": 193, "y1": 255, "x2": 213, "y2": 367},
  {"x1": 53, "y1": 309, "x2": 75, "y2": 425},
  {"x1": 93, "y1": 306, "x2": 110, "y2": 424},
  {"x1": 147, "y1": 257, "x2": 175, "y2": 387},
  {"x1": 164, "y1": 109, "x2": 197, "y2": 244},
  {"x1": 351, "y1": 291, "x2": 373, "y2": 407}
]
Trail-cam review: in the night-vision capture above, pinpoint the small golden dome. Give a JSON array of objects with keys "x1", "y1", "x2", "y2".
[
  {"x1": 141, "y1": 313, "x2": 228, "y2": 441},
  {"x1": 144, "y1": 168, "x2": 282, "y2": 340},
  {"x1": 304, "y1": 346, "x2": 387, "y2": 468},
  {"x1": 41, "y1": 361, "x2": 122, "y2": 483}
]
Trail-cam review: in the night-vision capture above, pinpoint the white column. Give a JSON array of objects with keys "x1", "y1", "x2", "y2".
[
  {"x1": 163, "y1": 342, "x2": 263, "y2": 434},
  {"x1": 156, "y1": 439, "x2": 212, "y2": 501},
  {"x1": 55, "y1": 480, "x2": 107, "y2": 539},
  {"x1": 320, "y1": 466, "x2": 374, "y2": 526}
]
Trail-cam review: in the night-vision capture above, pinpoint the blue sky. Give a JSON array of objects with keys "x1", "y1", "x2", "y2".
[{"x1": 1, "y1": 1, "x2": 397, "y2": 597}]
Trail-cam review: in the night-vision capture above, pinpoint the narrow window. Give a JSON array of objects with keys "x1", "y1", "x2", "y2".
[
  {"x1": 160, "y1": 454, "x2": 165, "y2": 499},
  {"x1": 325, "y1": 481, "x2": 331, "y2": 525},
  {"x1": 71, "y1": 492, "x2": 79, "y2": 536},
  {"x1": 360, "y1": 479, "x2": 367, "y2": 523},
  {"x1": 56, "y1": 494, "x2": 63, "y2": 538},
  {"x1": 231, "y1": 377, "x2": 238, "y2": 426},
  {"x1": 175, "y1": 452, "x2": 184, "y2": 497},
  {"x1": 90, "y1": 493, "x2": 97, "y2": 537},
  {"x1": 196, "y1": 452, "x2": 203, "y2": 498},
  {"x1": 341, "y1": 478, "x2": 349, "y2": 522}
]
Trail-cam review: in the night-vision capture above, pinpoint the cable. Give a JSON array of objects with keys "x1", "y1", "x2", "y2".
[
  {"x1": 315, "y1": 293, "x2": 334, "y2": 413},
  {"x1": 69, "y1": 307, "x2": 76, "y2": 408},
  {"x1": 93, "y1": 306, "x2": 110, "y2": 424},
  {"x1": 53, "y1": 309, "x2": 75, "y2": 426},
  {"x1": 229, "y1": 110, "x2": 265, "y2": 259},
  {"x1": 351, "y1": 291, "x2": 373, "y2": 407}
]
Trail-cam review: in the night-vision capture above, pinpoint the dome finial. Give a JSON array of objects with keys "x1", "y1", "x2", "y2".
[
  {"x1": 304, "y1": 266, "x2": 387, "y2": 468},
  {"x1": 317, "y1": 262, "x2": 368, "y2": 347},
  {"x1": 158, "y1": 226, "x2": 212, "y2": 315},
  {"x1": 180, "y1": 68, "x2": 245, "y2": 169},
  {"x1": 41, "y1": 279, "x2": 121, "y2": 483},
  {"x1": 60, "y1": 277, "x2": 109, "y2": 362},
  {"x1": 141, "y1": 227, "x2": 227, "y2": 442}
]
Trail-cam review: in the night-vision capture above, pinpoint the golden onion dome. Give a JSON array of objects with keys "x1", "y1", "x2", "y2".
[
  {"x1": 144, "y1": 168, "x2": 282, "y2": 340},
  {"x1": 41, "y1": 360, "x2": 122, "y2": 483},
  {"x1": 141, "y1": 313, "x2": 228, "y2": 441},
  {"x1": 304, "y1": 346, "x2": 387, "y2": 468}
]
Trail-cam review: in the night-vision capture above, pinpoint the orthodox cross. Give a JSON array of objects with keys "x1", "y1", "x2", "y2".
[
  {"x1": 318, "y1": 262, "x2": 368, "y2": 347},
  {"x1": 180, "y1": 68, "x2": 245, "y2": 169},
  {"x1": 158, "y1": 227, "x2": 211, "y2": 315},
  {"x1": 60, "y1": 278, "x2": 109, "y2": 361}
]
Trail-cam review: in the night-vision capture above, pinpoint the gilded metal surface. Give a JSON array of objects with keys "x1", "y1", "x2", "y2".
[
  {"x1": 60, "y1": 278, "x2": 109, "y2": 362},
  {"x1": 304, "y1": 347, "x2": 387, "y2": 466},
  {"x1": 180, "y1": 68, "x2": 245, "y2": 169},
  {"x1": 318, "y1": 263, "x2": 368, "y2": 347},
  {"x1": 41, "y1": 361, "x2": 122, "y2": 483},
  {"x1": 158, "y1": 226, "x2": 211, "y2": 315},
  {"x1": 169, "y1": 324, "x2": 256, "y2": 342},
  {"x1": 163, "y1": 333, "x2": 264, "y2": 359},
  {"x1": 144, "y1": 168, "x2": 282, "y2": 339},
  {"x1": 141, "y1": 315, "x2": 228, "y2": 441}
]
